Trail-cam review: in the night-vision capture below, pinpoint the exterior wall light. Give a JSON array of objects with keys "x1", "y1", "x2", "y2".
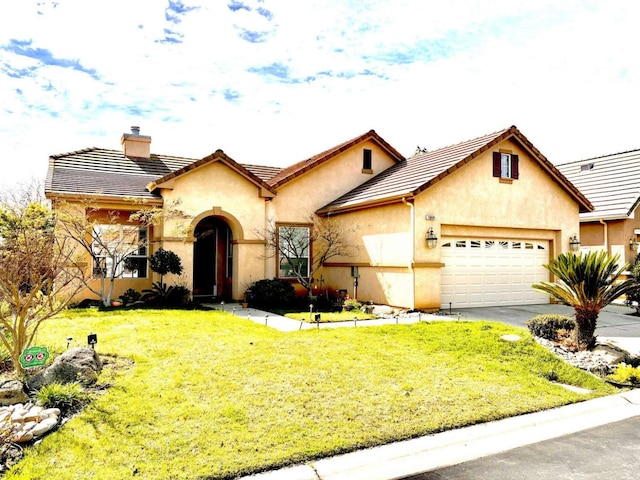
[
  {"x1": 426, "y1": 227, "x2": 438, "y2": 249},
  {"x1": 569, "y1": 234, "x2": 581, "y2": 252},
  {"x1": 630, "y1": 238, "x2": 639, "y2": 251}
]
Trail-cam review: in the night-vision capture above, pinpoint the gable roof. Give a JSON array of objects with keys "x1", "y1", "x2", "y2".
[
  {"x1": 146, "y1": 149, "x2": 277, "y2": 197},
  {"x1": 266, "y1": 129, "x2": 405, "y2": 189},
  {"x1": 45, "y1": 148, "x2": 196, "y2": 202},
  {"x1": 556, "y1": 149, "x2": 640, "y2": 220},
  {"x1": 317, "y1": 126, "x2": 593, "y2": 215}
]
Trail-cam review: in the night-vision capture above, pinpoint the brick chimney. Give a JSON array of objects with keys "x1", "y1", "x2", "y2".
[{"x1": 121, "y1": 126, "x2": 151, "y2": 159}]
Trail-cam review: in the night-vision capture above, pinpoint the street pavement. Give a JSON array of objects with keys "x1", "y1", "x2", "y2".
[{"x1": 404, "y1": 415, "x2": 640, "y2": 480}]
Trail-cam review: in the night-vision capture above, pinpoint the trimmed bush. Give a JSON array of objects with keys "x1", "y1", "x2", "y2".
[
  {"x1": 35, "y1": 382, "x2": 89, "y2": 414},
  {"x1": 248, "y1": 278, "x2": 295, "y2": 309},
  {"x1": 526, "y1": 314, "x2": 575, "y2": 341}
]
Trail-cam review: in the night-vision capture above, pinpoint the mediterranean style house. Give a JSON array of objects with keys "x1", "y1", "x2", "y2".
[
  {"x1": 45, "y1": 125, "x2": 591, "y2": 310},
  {"x1": 557, "y1": 149, "x2": 640, "y2": 267}
]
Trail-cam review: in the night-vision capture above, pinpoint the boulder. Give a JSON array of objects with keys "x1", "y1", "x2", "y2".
[
  {"x1": 592, "y1": 343, "x2": 628, "y2": 365},
  {"x1": 26, "y1": 347, "x2": 102, "y2": 391},
  {"x1": 0, "y1": 380, "x2": 28, "y2": 406}
]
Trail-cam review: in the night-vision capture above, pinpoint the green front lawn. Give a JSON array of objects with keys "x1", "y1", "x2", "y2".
[{"x1": 8, "y1": 309, "x2": 615, "y2": 479}]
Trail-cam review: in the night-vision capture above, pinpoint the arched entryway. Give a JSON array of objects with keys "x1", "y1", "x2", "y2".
[{"x1": 193, "y1": 216, "x2": 233, "y2": 300}]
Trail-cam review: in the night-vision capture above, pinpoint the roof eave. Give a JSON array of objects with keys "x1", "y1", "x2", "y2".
[
  {"x1": 45, "y1": 191, "x2": 164, "y2": 207},
  {"x1": 316, "y1": 194, "x2": 414, "y2": 217}
]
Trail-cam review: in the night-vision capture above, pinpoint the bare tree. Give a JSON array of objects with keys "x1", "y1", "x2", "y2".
[
  {"x1": 53, "y1": 197, "x2": 189, "y2": 307},
  {"x1": 261, "y1": 215, "x2": 358, "y2": 297},
  {"x1": 0, "y1": 185, "x2": 83, "y2": 374}
]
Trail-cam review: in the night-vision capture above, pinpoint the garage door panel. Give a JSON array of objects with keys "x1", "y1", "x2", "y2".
[{"x1": 441, "y1": 237, "x2": 549, "y2": 308}]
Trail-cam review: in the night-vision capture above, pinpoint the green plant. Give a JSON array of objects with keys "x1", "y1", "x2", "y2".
[
  {"x1": 532, "y1": 251, "x2": 637, "y2": 350},
  {"x1": 625, "y1": 254, "x2": 640, "y2": 313},
  {"x1": 120, "y1": 288, "x2": 141, "y2": 306},
  {"x1": 149, "y1": 248, "x2": 183, "y2": 281},
  {"x1": 248, "y1": 278, "x2": 295, "y2": 309},
  {"x1": 526, "y1": 314, "x2": 575, "y2": 341},
  {"x1": 343, "y1": 298, "x2": 362, "y2": 312},
  {"x1": 35, "y1": 382, "x2": 89, "y2": 414},
  {"x1": 143, "y1": 249, "x2": 186, "y2": 306},
  {"x1": 608, "y1": 363, "x2": 640, "y2": 385}
]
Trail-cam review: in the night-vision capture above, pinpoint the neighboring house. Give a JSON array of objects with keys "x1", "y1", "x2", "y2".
[
  {"x1": 557, "y1": 149, "x2": 640, "y2": 266},
  {"x1": 45, "y1": 125, "x2": 591, "y2": 310}
]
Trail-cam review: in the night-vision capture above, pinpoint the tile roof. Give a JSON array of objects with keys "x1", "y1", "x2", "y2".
[
  {"x1": 266, "y1": 129, "x2": 405, "y2": 189},
  {"x1": 317, "y1": 126, "x2": 593, "y2": 215},
  {"x1": 556, "y1": 149, "x2": 640, "y2": 220},
  {"x1": 242, "y1": 164, "x2": 284, "y2": 182},
  {"x1": 45, "y1": 148, "x2": 196, "y2": 201},
  {"x1": 45, "y1": 148, "x2": 283, "y2": 201}
]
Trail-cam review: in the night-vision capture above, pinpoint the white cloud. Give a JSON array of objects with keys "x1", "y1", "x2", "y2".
[{"x1": 1, "y1": 0, "x2": 640, "y2": 192}]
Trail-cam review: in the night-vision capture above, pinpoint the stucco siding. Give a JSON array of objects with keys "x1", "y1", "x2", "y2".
[{"x1": 271, "y1": 140, "x2": 398, "y2": 223}]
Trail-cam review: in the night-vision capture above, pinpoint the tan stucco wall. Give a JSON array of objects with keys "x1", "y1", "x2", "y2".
[
  {"x1": 265, "y1": 140, "x2": 399, "y2": 279},
  {"x1": 270, "y1": 140, "x2": 398, "y2": 222},
  {"x1": 159, "y1": 160, "x2": 268, "y2": 300},
  {"x1": 319, "y1": 203, "x2": 416, "y2": 308},
  {"x1": 580, "y1": 217, "x2": 639, "y2": 266}
]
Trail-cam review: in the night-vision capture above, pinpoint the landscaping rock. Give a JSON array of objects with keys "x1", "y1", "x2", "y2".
[
  {"x1": 26, "y1": 347, "x2": 102, "y2": 391},
  {"x1": 592, "y1": 343, "x2": 627, "y2": 365},
  {"x1": 0, "y1": 403, "x2": 60, "y2": 443},
  {"x1": 0, "y1": 380, "x2": 28, "y2": 406},
  {"x1": 535, "y1": 337, "x2": 628, "y2": 376}
]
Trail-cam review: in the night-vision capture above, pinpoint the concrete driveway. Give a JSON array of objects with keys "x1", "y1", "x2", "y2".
[{"x1": 450, "y1": 303, "x2": 640, "y2": 338}]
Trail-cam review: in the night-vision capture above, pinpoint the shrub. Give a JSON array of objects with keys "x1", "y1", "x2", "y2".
[
  {"x1": 608, "y1": 363, "x2": 640, "y2": 385},
  {"x1": 143, "y1": 283, "x2": 192, "y2": 307},
  {"x1": 526, "y1": 314, "x2": 575, "y2": 341},
  {"x1": 166, "y1": 285, "x2": 192, "y2": 307},
  {"x1": 120, "y1": 288, "x2": 141, "y2": 305},
  {"x1": 248, "y1": 279, "x2": 295, "y2": 309},
  {"x1": 343, "y1": 298, "x2": 362, "y2": 312},
  {"x1": 35, "y1": 382, "x2": 89, "y2": 414}
]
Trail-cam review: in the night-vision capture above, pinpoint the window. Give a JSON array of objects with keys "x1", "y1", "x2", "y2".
[
  {"x1": 277, "y1": 225, "x2": 310, "y2": 279},
  {"x1": 92, "y1": 224, "x2": 148, "y2": 278},
  {"x1": 492, "y1": 152, "x2": 519, "y2": 179},
  {"x1": 363, "y1": 149, "x2": 372, "y2": 171}
]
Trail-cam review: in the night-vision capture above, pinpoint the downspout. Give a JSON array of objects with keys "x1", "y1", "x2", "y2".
[
  {"x1": 402, "y1": 197, "x2": 416, "y2": 309},
  {"x1": 599, "y1": 219, "x2": 608, "y2": 252}
]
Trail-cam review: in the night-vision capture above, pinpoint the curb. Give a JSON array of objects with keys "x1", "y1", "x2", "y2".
[{"x1": 240, "y1": 390, "x2": 640, "y2": 480}]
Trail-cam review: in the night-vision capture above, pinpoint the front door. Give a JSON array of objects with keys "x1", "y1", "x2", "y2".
[{"x1": 193, "y1": 216, "x2": 232, "y2": 299}]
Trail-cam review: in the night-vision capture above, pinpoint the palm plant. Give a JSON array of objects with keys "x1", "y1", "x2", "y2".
[{"x1": 532, "y1": 250, "x2": 637, "y2": 350}]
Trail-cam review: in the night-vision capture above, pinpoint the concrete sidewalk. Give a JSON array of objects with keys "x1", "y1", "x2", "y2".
[
  {"x1": 239, "y1": 390, "x2": 640, "y2": 480},
  {"x1": 204, "y1": 302, "x2": 440, "y2": 332}
]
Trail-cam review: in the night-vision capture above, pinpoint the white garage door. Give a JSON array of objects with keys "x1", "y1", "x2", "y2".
[{"x1": 441, "y1": 238, "x2": 550, "y2": 308}]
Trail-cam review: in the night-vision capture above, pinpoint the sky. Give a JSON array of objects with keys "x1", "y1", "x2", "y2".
[{"x1": 1, "y1": 0, "x2": 639, "y2": 192}]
